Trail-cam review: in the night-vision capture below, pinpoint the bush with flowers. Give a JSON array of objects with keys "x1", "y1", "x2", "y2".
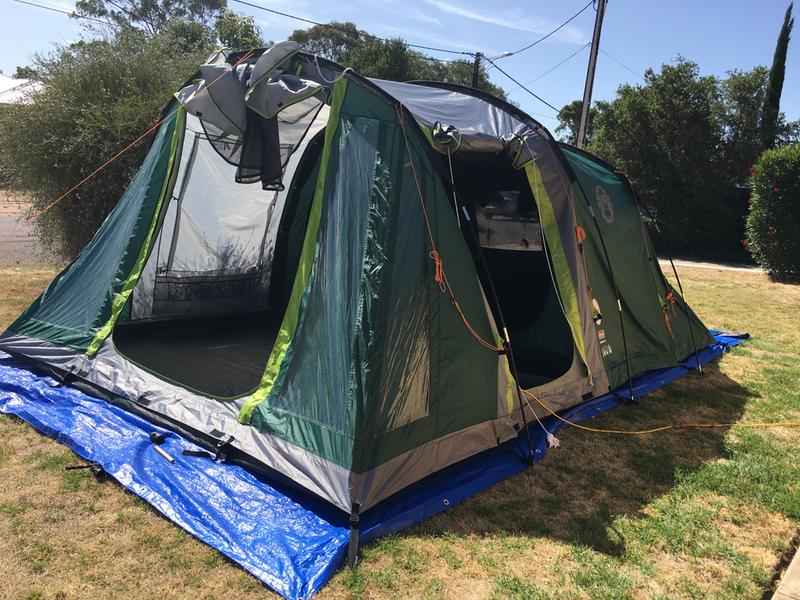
[{"x1": 745, "y1": 145, "x2": 800, "y2": 280}]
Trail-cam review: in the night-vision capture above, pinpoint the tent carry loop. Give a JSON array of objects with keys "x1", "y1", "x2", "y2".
[
  {"x1": 616, "y1": 169, "x2": 703, "y2": 373},
  {"x1": 395, "y1": 104, "x2": 558, "y2": 460}
]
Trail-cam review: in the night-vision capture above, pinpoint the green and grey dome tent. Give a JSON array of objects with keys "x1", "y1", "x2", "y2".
[{"x1": 0, "y1": 43, "x2": 713, "y2": 521}]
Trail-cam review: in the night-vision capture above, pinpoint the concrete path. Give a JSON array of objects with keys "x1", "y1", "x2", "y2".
[
  {"x1": 658, "y1": 258, "x2": 762, "y2": 273},
  {"x1": 0, "y1": 191, "x2": 57, "y2": 266},
  {"x1": 775, "y1": 546, "x2": 800, "y2": 600}
]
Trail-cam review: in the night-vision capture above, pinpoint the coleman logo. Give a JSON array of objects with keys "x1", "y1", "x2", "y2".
[{"x1": 596, "y1": 186, "x2": 614, "y2": 223}]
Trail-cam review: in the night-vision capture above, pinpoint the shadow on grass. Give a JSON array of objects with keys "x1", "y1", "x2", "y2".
[{"x1": 410, "y1": 360, "x2": 754, "y2": 557}]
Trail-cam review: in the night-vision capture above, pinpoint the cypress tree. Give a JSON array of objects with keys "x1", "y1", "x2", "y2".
[{"x1": 761, "y1": 3, "x2": 794, "y2": 149}]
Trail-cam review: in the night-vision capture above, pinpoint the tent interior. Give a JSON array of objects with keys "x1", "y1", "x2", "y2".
[
  {"x1": 445, "y1": 152, "x2": 575, "y2": 388},
  {"x1": 112, "y1": 122, "x2": 327, "y2": 399}
]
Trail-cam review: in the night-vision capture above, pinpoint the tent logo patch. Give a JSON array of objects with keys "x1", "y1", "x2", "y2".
[{"x1": 595, "y1": 186, "x2": 614, "y2": 223}]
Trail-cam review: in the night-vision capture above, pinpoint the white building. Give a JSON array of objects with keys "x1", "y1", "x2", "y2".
[{"x1": 0, "y1": 73, "x2": 42, "y2": 105}]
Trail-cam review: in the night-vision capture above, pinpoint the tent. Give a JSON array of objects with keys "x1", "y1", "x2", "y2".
[{"x1": 0, "y1": 43, "x2": 714, "y2": 558}]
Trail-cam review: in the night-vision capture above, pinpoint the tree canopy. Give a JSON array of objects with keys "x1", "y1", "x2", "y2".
[
  {"x1": 577, "y1": 58, "x2": 798, "y2": 259},
  {"x1": 555, "y1": 99, "x2": 595, "y2": 146},
  {"x1": 287, "y1": 22, "x2": 506, "y2": 98},
  {"x1": 0, "y1": 27, "x2": 209, "y2": 257},
  {"x1": 75, "y1": 0, "x2": 224, "y2": 33},
  {"x1": 761, "y1": 3, "x2": 794, "y2": 149}
]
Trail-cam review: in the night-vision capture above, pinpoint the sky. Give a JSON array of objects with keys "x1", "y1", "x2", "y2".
[{"x1": 1, "y1": 0, "x2": 798, "y2": 129}]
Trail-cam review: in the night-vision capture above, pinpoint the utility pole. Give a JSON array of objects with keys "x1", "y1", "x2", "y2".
[
  {"x1": 577, "y1": 0, "x2": 607, "y2": 148},
  {"x1": 471, "y1": 52, "x2": 482, "y2": 88}
]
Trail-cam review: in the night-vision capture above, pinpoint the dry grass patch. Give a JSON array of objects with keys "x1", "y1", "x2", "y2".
[
  {"x1": 1, "y1": 264, "x2": 799, "y2": 599},
  {"x1": 0, "y1": 266, "x2": 58, "y2": 328}
]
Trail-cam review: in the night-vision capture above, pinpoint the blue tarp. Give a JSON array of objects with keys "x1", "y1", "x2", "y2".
[{"x1": 0, "y1": 332, "x2": 745, "y2": 599}]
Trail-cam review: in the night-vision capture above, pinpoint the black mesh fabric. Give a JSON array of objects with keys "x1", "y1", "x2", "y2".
[
  {"x1": 239, "y1": 110, "x2": 283, "y2": 188},
  {"x1": 199, "y1": 119, "x2": 245, "y2": 168},
  {"x1": 197, "y1": 55, "x2": 330, "y2": 191}
]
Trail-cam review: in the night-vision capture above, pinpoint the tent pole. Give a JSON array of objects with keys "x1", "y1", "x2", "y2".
[
  {"x1": 538, "y1": 141, "x2": 636, "y2": 402},
  {"x1": 624, "y1": 178, "x2": 703, "y2": 374},
  {"x1": 666, "y1": 257, "x2": 703, "y2": 373},
  {"x1": 347, "y1": 502, "x2": 360, "y2": 567},
  {"x1": 580, "y1": 201, "x2": 636, "y2": 403},
  {"x1": 624, "y1": 174, "x2": 682, "y2": 355},
  {"x1": 452, "y1": 203, "x2": 537, "y2": 463}
]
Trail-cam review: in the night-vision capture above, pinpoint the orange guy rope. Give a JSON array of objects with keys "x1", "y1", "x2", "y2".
[
  {"x1": 522, "y1": 387, "x2": 800, "y2": 436},
  {"x1": 395, "y1": 104, "x2": 503, "y2": 354}
]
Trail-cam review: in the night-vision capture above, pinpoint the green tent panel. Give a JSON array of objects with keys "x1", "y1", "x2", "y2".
[
  {"x1": 9, "y1": 108, "x2": 183, "y2": 351},
  {"x1": 561, "y1": 145, "x2": 713, "y2": 388}
]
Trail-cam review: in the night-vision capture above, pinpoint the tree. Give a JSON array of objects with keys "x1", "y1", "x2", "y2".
[
  {"x1": 431, "y1": 58, "x2": 506, "y2": 99},
  {"x1": 75, "y1": 0, "x2": 225, "y2": 33},
  {"x1": 0, "y1": 28, "x2": 208, "y2": 257},
  {"x1": 288, "y1": 22, "x2": 362, "y2": 62},
  {"x1": 719, "y1": 67, "x2": 770, "y2": 183},
  {"x1": 761, "y1": 3, "x2": 794, "y2": 149},
  {"x1": 288, "y1": 22, "x2": 506, "y2": 98},
  {"x1": 215, "y1": 8, "x2": 264, "y2": 50},
  {"x1": 589, "y1": 57, "x2": 799, "y2": 260},
  {"x1": 589, "y1": 59, "x2": 731, "y2": 257},
  {"x1": 556, "y1": 99, "x2": 596, "y2": 145},
  {"x1": 12, "y1": 66, "x2": 39, "y2": 80}
]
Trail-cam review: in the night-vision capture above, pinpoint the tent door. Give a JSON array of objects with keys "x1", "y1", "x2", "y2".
[{"x1": 447, "y1": 153, "x2": 575, "y2": 388}]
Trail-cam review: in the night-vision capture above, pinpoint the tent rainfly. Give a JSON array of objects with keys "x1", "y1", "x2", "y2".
[{"x1": 0, "y1": 43, "x2": 714, "y2": 558}]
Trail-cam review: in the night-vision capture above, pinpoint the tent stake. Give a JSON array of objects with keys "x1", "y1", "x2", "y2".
[{"x1": 347, "y1": 502, "x2": 360, "y2": 567}]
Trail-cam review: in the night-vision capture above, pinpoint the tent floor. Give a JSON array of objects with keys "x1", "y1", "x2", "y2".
[
  {"x1": 113, "y1": 311, "x2": 279, "y2": 399},
  {"x1": 515, "y1": 372, "x2": 553, "y2": 389}
]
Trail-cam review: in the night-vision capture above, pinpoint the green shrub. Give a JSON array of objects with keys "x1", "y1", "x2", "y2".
[
  {"x1": 745, "y1": 144, "x2": 800, "y2": 280},
  {"x1": 0, "y1": 27, "x2": 208, "y2": 259}
]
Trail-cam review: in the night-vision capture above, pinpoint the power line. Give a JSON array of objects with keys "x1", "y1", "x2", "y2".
[
  {"x1": 10, "y1": 0, "x2": 117, "y2": 26},
  {"x1": 483, "y1": 56, "x2": 561, "y2": 113},
  {"x1": 506, "y1": 42, "x2": 590, "y2": 94},
  {"x1": 530, "y1": 42, "x2": 590, "y2": 83},
  {"x1": 599, "y1": 49, "x2": 646, "y2": 81},
  {"x1": 229, "y1": 0, "x2": 475, "y2": 59},
  {"x1": 501, "y1": 0, "x2": 595, "y2": 58}
]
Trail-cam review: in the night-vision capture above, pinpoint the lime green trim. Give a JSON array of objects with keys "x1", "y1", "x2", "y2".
[
  {"x1": 418, "y1": 122, "x2": 434, "y2": 146},
  {"x1": 238, "y1": 78, "x2": 349, "y2": 424},
  {"x1": 86, "y1": 108, "x2": 186, "y2": 356},
  {"x1": 501, "y1": 340, "x2": 515, "y2": 414},
  {"x1": 492, "y1": 330, "x2": 514, "y2": 414},
  {"x1": 524, "y1": 161, "x2": 588, "y2": 369}
]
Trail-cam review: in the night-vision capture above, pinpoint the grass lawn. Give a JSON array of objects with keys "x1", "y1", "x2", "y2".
[{"x1": 1, "y1": 264, "x2": 799, "y2": 599}]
